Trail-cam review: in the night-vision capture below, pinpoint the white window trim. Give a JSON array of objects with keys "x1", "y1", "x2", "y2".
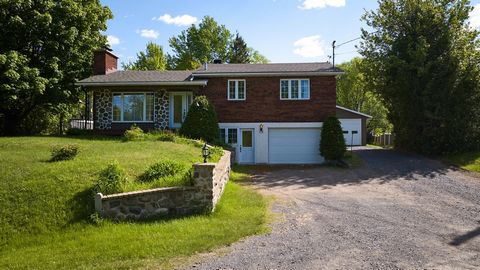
[
  {"x1": 227, "y1": 79, "x2": 246, "y2": 101},
  {"x1": 279, "y1": 79, "x2": 310, "y2": 100},
  {"x1": 111, "y1": 92, "x2": 154, "y2": 123},
  {"x1": 221, "y1": 128, "x2": 238, "y2": 145}
]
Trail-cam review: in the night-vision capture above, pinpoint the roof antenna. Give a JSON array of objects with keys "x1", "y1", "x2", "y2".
[{"x1": 332, "y1": 40, "x2": 336, "y2": 68}]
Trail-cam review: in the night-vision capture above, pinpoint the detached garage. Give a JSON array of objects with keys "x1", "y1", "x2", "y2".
[{"x1": 336, "y1": 105, "x2": 372, "y2": 146}]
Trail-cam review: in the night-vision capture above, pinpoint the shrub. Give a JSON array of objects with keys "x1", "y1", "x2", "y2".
[
  {"x1": 180, "y1": 96, "x2": 220, "y2": 143},
  {"x1": 66, "y1": 128, "x2": 93, "y2": 136},
  {"x1": 124, "y1": 124, "x2": 145, "y2": 141},
  {"x1": 139, "y1": 160, "x2": 186, "y2": 182},
  {"x1": 50, "y1": 144, "x2": 79, "y2": 161},
  {"x1": 156, "y1": 130, "x2": 176, "y2": 142},
  {"x1": 93, "y1": 161, "x2": 127, "y2": 195},
  {"x1": 320, "y1": 116, "x2": 346, "y2": 162}
]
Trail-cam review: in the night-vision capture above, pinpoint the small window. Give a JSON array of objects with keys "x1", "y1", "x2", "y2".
[
  {"x1": 227, "y1": 80, "x2": 246, "y2": 100},
  {"x1": 280, "y1": 79, "x2": 310, "y2": 100},
  {"x1": 343, "y1": 131, "x2": 349, "y2": 134},
  {"x1": 219, "y1": 129, "x2": 226, "y2": 143},
  {"x1": 227, "y1": 128, "x2": 237, "y2": 144},
  {"x1": 352, "y1": 130, "x2": 358, "y2": 134}
]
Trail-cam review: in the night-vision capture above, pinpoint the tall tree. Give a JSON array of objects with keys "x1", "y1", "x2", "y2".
[
  {"x1": 228, "y1": 32, "x2": 250, "y2": 63},
  {"x1": 168, "y1": 16, "x2": 232, "y2": 70},
  {"x1": 360, "y1": 0, "x2": 480, "y2": 154},
  {"x1": 337, "y1": 57, "x2": 392, "y2": 134},
  {"x1": 122, "y1": 42, "x2": 167, "y2": 71},
  {"x1": 0, "y1": 0, "x2": 112, "y2": 135},
  {"x1": 248, "y1": 48, "x2": 270, "y2": 64}
]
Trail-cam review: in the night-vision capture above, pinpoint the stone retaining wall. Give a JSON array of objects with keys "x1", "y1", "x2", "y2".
[{"x1": 95, "y1": 151, "x2": 231, "y2": 221}]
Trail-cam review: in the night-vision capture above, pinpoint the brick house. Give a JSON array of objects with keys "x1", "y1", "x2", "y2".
[{"x1": 77, "y1": 48, "x2": 370, "y2": 164}]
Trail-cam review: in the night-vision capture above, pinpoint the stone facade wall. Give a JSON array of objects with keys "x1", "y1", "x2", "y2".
[
  {"x1": 93, "y1": 89, "x2": 170, "y2": 131},
  {"x1": 153, "y1": 90, "x2": 169, "y2": 130},
  {"x1": 94, "y1": 89, "x2": 113, "y2": 130},
  {"x1": 95, "y1": 151, "x2": 231, "y2": 221}
]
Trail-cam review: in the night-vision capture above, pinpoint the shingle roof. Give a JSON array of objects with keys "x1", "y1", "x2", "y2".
[
  {"x1": 78, "y1": 70, "x2": 193, "y2": 83},
  {"x1": 76, "y1": 62, "x2": 343, "y2": 86},
  {"x1": 193, "y1": 62, "x2": 342, "y2": 74}
]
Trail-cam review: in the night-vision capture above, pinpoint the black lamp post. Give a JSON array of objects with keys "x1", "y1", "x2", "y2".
[{"x1": 202, "y1": 143, "x2": 210, "y2": 163}]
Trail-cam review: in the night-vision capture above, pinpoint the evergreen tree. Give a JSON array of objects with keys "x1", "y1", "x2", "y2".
[{"x1": 228, "y1": 32, "x2": 250, "y2": 63}]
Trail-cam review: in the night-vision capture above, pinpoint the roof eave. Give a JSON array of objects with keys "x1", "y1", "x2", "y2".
[
  {"x1": 192, "y1": 71, "x2": 345, "y2": 77},
  {"x1": 336, "y1": 105, "x2": 373, "y2": 118},
  {"x1": 75, "y1": 80, "x2": 208, "y2": 87}
]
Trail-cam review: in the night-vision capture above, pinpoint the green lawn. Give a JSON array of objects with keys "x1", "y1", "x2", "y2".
[
  {"x1": 0, "y1": 136, "x2": 269, "y2": 269},
  {"x1": 445, "y1": 151, "x2": 480, "y2": 173}
]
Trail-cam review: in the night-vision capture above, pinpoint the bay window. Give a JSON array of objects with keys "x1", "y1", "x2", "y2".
[{"x1": 112, "y1": 93, "x2": 154, "y2": 122}]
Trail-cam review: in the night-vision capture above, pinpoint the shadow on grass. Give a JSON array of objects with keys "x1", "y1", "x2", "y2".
[
  {"x1": 66, "y1": 187, "x2": 96, "y2": 225},
  {"x1": 234, "y1": 148, "x2": 455, "y2": 190}
]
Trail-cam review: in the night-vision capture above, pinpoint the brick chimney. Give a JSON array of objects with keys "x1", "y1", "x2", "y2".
[{"x1": 93, "y1": 47, "x2": 118, "y2": 75}]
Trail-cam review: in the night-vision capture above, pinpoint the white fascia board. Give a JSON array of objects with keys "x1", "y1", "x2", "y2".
[
  {"x1": 336, "y1": 105, "x2": 373, "y2": 118},
  {"x1": 192, "y1": 71, "x2": 344, "y2": 77},
  {"x1": 75, "y1": 80, "x2": 208, "y2": 87}
]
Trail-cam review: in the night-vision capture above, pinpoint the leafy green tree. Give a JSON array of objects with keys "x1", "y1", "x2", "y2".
[
  {"x1": 320, "y1": 116, "x2": 346, "y2": 162},
  {"x1": 180, "y1": 96, "x2": 220, "y2": 143},
  {"x1": 0, "y1": 0, "x2": 112, "y2": 135},
  {"x1": 337, "y1": 57, "x2": 392, "y2": 134},
  {"x1": 169, "y1": 16, "x2": 232, "y2": 70},
  {"x1": 122, "y1": 42, "x2": 167, "y2": 71},
  {"x1": 360, "y1": 0, "x2": 480, "y2": 154},
  {"x1": 248, "y1": 48, "x2": 270, "y2": 64},
  {"x1": 228, "y1": 32, "x2": 250, "y2": 63}
]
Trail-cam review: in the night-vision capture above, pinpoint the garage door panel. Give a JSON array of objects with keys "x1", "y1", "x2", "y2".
[
  {"x1": 340, "y1": 119, "x2": 362, "y2": 146},
  {"x1": 268, "y1": 128, "x2": 323, "y2": 164}
]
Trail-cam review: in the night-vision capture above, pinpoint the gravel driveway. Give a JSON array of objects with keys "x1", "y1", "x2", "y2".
[{"x1": 187, "y1": 147, "x2": 480, "y2": 269}]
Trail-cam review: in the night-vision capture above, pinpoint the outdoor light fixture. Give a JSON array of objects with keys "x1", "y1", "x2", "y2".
[
  {"x1": 259, "y1": 123, "x2": 264, "y2": 133},
  {"x1": 202, "y1": 143, "x2": 210, "y2": 163}
]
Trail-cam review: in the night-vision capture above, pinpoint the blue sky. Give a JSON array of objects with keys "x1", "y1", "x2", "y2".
[{"x1": 102, "y1": 0, "x2": 480, "y2": 66}]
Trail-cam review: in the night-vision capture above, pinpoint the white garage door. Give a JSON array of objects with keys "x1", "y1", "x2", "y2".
[
  {"x1": 268, "y1": 128, "x2": 324, "y2": 164},
  {"x1": 340, "y1": 119, "x2": 362, "y2": 146}
]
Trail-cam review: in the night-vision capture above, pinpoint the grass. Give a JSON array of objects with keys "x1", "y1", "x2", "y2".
[
  {"x1": 0, "y1": 136, "x2": 220, "y2": 246},
  {"x1": 0, "y1": 181, "x2": 269, "y2": 269},
  {"x1": 444, "y1": 151, "x2": 480, "y2": 173},
  {"x1": 0, "y1": 136, "x2": 269, "y2": 269}
]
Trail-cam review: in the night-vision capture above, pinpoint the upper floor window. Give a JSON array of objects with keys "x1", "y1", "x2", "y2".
[
  {"x1": 228, "y1": 79, "x2": 246, "y2": 100},
  {"x1": 112, "y1": 93, "x2": 154, "y2": 122},
  {"x1": 280, "y1": 79, "x2": 310, "y2": 100}
]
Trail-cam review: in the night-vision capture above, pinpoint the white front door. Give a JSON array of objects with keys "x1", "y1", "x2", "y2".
[
  {"x1": 239, "y1": 129, "x2": 254, "y2": 164},
  {"x1": 169, "y1": 92, "x2": 193, "y2": 129}
]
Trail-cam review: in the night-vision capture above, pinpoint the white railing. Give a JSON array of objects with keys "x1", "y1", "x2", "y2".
[{"x1": 70, "y1": 119, "x2": 93, "y2": 130}]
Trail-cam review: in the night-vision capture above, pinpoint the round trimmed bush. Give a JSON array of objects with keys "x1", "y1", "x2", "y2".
[
  {"x1": 320, "y1": 116, "x2": 346, "y2": 162},
  {"x1": 180, "y1": 95, "x2": 220, "y2": 143}
]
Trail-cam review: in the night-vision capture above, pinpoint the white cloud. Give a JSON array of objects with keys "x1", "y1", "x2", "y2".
[
  {"x1": 293, "y1": 35, "x2": 326, "y2": 58},
  {"x1": 298, "y1": 0, "x2": 346, "y2": 10},
  {"x1": 107, "y1": 35, "x2": 120, "y2": 46},
  {"x1": 157, "y1": 14, "x2": 198, "y2": 26},
  {"x1": 471, "y1": 4, "x2": 480, "y2": 29},
  {"x1": 138, "y1": 29, "x2": 159, "y2": 39}
]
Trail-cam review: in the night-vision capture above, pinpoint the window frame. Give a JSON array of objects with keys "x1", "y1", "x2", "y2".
[
  {"x1": 227, "y1": 79, "x2": 246, "y2": 101},
  {"x1": 279, "y1": 79, "x2": 310, "y2": 100},
  {"x1": 111, "y1": 92, "x2": 155, "y2": 123}
]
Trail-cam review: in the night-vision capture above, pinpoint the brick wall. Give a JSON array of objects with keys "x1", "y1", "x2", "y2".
[{"x1": 198, "y1": 76, "x2": 337, "y2": 122}]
